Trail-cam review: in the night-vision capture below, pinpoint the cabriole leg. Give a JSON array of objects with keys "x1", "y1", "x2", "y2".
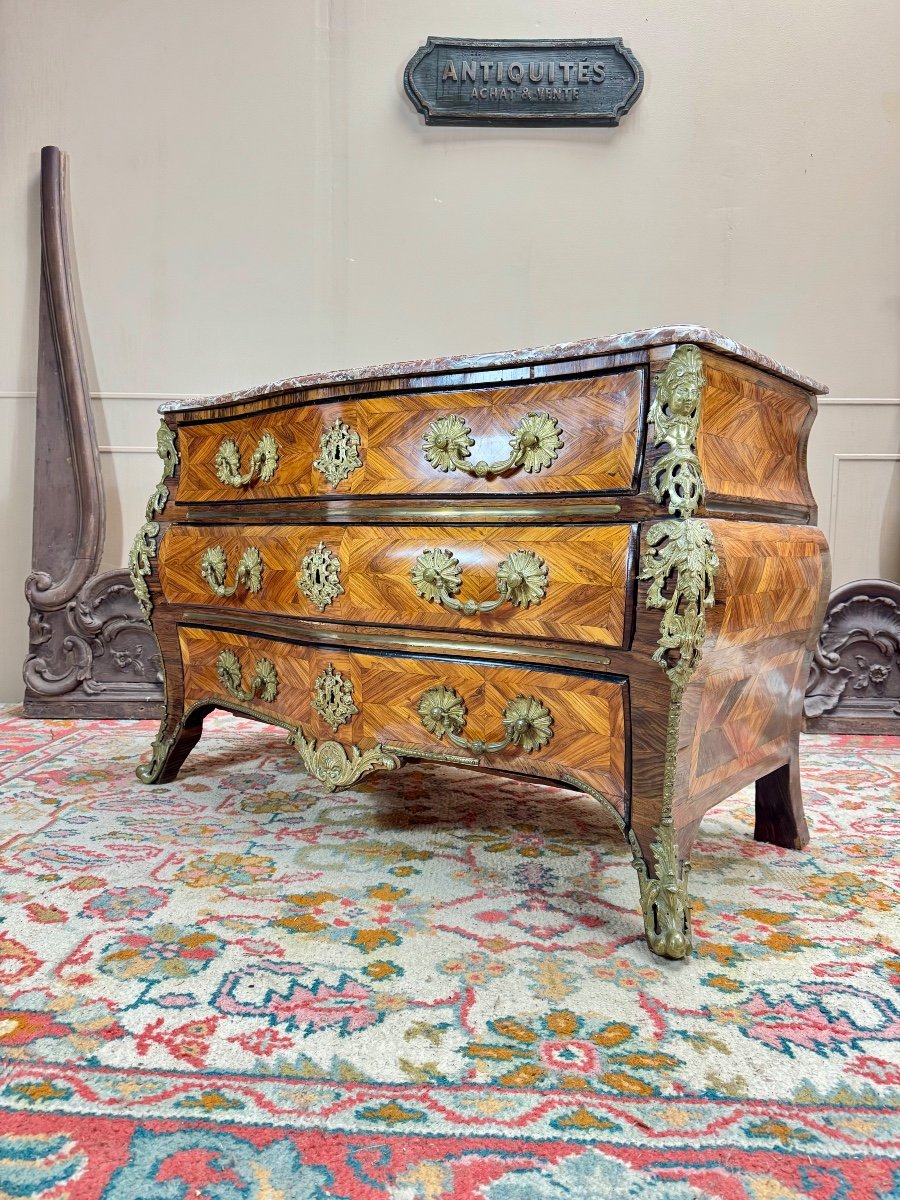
[
  {"x1": 754, "y1": 752, "x2": 809, "y2": 850},
  {"x1": 137, "y1": 706, "x2": 208, "y2": 784}
]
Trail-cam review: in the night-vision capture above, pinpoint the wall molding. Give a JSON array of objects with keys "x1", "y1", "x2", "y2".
[
  {"x1": 828, "y1": 452, "x2": 900, "y2": 548},
  {"x1": 818, "y1": 398, "x2": 900, "y2": 406},
  {"x1": 0, "y1": 390, "x2": 194, "y2": 402}
]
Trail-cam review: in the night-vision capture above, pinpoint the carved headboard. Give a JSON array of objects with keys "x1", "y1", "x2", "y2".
[{"x1": 23, "y1": 147, "x2": 164, "y2": 718}]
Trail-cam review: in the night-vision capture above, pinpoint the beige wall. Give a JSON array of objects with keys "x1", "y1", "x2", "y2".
[{"x1": 1, "y1": 0, "x2": 898, "y2": 701}]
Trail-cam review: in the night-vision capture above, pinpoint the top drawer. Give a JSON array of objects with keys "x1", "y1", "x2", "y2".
[{"x1": 175, "y1": 370, "x2": 643, "y2": 503}]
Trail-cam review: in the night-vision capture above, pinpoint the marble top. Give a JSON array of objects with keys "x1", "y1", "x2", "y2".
[{"x1": 160, "y1": 325, "x2": 827, "y2": 411}]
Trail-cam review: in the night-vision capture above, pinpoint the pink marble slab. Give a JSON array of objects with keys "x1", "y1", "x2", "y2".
[{"x1": 160, "y1": 325, "x2": 826, "y2": 411}]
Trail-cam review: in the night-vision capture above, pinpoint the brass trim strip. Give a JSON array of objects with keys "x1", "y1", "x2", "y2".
[
  {"x1": 382, "y1": 743, "x2": 481, "y2": 768},
  {"x1": 176, "y1": 500, "x2": 624, "y2": 523},
  {"x1": 174, "y1": 608, "x2": 614, "y2": 670}
]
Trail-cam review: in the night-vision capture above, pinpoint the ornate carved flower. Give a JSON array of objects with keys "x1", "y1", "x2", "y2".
[
  {"x1": 423, "y1": 416, "x2": 474, "y2": 472},
  {"x1": 502, "y1": 695, "x2": 553, "y2": 752},
  {"x1": 411, "y1": 549, "x2": 463, "y2": 602},
  {"x1": 214, "y1": 438, "x2": 241, "y2": 485},
  {"x1": 417, "y1": 686, "x2": 467, "y2": 738},
  {"x1": 496, "y1": 550, "x2": 549, "y2": 608},
  {"x1": 215, "y1": 649, "x2": 243, "y2": 696},
  {"x1": 253, "y1": 658, "x2": 278, "y2": 703},
  {"x1": 237, "y1": 547, "x2": 264, "y2": 593},
  {"x1": 253, "y1": 432, "x2": 279, "y2": 482},
  {"x1": 509, "y1": 413, "x2": 563, "y2": 474},
  {"x1": 200, "y1": 546, "x2": 228, "y2": 592}
]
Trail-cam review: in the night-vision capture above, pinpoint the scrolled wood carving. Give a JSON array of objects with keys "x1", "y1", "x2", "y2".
[
  {"x1": 804, "y1": 578, "x2": 900, "y2": 735},
  {"x1": 22, "y1": 147, "x2": 164, "y2": 719}
]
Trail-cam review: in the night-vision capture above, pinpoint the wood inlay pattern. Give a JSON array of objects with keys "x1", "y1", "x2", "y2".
[
  {"x1": 175, "y1": 372, "x2": 643, "y2": 502},
  {"x1": 178, "y1": 626, "x2": 628, "y2": 816},
  {"x1": 135, "y1": 330, "x2": 831, "y2": 961},
  {"x1": 158, "y1": 523, "x2": 635, "y2": 649},
  {"x1": 710, "y1": 521, "x2": 826, "y2": 646},
  {"x1": 696, "y1": 353, "x2": 815, "y2": 512}
]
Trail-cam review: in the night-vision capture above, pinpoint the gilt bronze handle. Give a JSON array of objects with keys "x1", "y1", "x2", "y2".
[
  {"x1": 422, "y1": 412, "x2": 563, "y2": 477},
  {"x1": 417, "y1": 686, "x2": 553, "y2": 756},
  {"x1": 215, "y1": 649, "x2": 278, "y2": 703},
  {"x1": 411, "y1": 548, "x2": 548, "y2": 614},
  {"x1": 215, "y1": 433, "x2": 279, "y2": 487},
  {"x1": 200, "y1": 546, "x2": 264, "y2": 598}
]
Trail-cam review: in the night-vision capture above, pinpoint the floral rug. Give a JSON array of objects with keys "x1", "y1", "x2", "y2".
[{"x1": 0, "y1": 706, "x2": 897, "y2": 1199}]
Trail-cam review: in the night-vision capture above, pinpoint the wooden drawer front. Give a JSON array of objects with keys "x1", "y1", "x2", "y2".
[
  {"x1": 178, "y1": 626, "x2": 628, "y2": 816},
  {"x1": 697, "y1": 355, "x2": 813, "y2": 510},
  {"x1": 175, "y1": 370, "x2": 642, "y2": 502},
  {"x1": 159, "y1": 523, "x2": 635, "y2": 649}
]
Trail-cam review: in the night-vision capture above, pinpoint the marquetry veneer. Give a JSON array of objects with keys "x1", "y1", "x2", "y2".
[{"x1": 130, "y1": 326, "x2": 830, "y2": 959}]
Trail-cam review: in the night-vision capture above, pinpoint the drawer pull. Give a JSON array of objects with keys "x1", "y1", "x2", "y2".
[
  {"x1": 314, "y1": 418, "x2": 363, "y2": 488},
  {"x1": 216, "y1": 649, "x2": 278, "y2": 703},
  {"x1": 417, "y1": 686, "x2": 553, "y2": 755},
  {"x1": 411, "y1": 548, "x2": 548, "y2": 614},
  {"x1": 200, "y1": 545, "x2": 264, "y2": 598},
  {"x1": 215, "y1": 433, "x2": 279, "y2": 487},
  {"x1": 423, "y1": 412, "x2": 563, "y2": 478},
  {"x1": 298, "y1": 541, "x2": 344, "y2": 611}
]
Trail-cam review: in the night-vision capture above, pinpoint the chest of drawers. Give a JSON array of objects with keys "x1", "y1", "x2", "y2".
[{"x1": 130, "y1": 326, "x2": 830, "y2": 959}]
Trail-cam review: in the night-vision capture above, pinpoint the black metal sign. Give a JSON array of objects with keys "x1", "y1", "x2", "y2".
[{"x1": 404, "y1": 37, "x2": 643, "y2": 127}]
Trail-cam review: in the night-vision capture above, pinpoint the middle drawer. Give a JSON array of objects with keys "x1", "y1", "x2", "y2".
[{"x1": 158, "y1": 523, "x2": 636, "y2": 650}]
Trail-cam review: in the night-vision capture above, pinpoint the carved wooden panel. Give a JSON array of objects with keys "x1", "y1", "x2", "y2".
[
  {"x1": 696, "y1": 352, "x2": 815, "y2": 514},
  {"x1": 23, "y1": 146, "x2": 163, "y2": 719},
  {"x1": 175, "y1": 370, "x2": 643, "y2": 502},
  {"x1": 178, "y1": 626, "x2": 628, "y2": 815},
  {"x1": 158, "y1": 523, "x2": 635, "y2": 648},
  {"x1": 805, "y1": 578, "x2": 900, "y2": 734}
]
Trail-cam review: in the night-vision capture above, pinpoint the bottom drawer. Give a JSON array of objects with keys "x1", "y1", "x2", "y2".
[{"x1": 178, "y1": 626, "x2": 628, "y2": 817}]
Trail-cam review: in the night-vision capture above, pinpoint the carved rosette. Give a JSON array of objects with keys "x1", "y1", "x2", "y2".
[
  {"x1": 649, "y1": 345, "x2": 706, "y2": 518},
  {"x1": 289, "y1": 728, "x2": 401, "y2": 794},
  {"x1": 128, "y1": 422, "x2": 180, "y2": 621},
  {"x1": 313, "y1": 418, "x2": 363, "y2": 488},
  {"x1": 298, "y1": 542, "x2": 344, "y2": 611},
  {"x1": 496, "y1": 550, "x2": 549, "y2": 608},
  {"x1": 312, "y1": 665, "x2": 358, "y2": 732},
  {"x1": 411, "y1": 549, "x2": 463, "y2": 603},
  {"x1": 639, "y1": 519, "x2": 719, "y2": 689}
]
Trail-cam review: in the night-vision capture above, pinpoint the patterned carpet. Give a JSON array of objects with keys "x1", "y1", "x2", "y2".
[{"x1": 0, "y1": 706, "x2": 897, "y2": 1199}]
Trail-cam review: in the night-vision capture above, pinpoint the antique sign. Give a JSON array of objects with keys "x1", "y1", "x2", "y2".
[{"x1": 404, "y1": 37, "x2": 643, "y2": 127}]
